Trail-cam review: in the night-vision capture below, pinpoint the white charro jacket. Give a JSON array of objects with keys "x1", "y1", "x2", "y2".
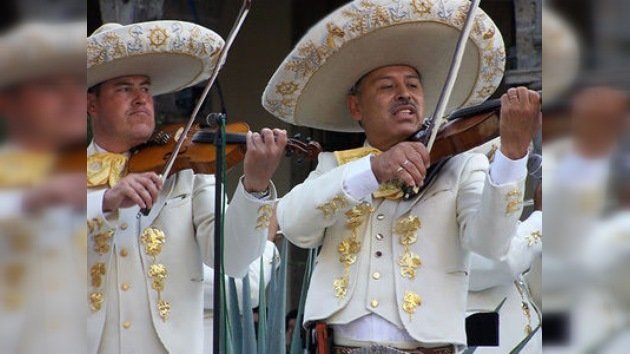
[
  {"x1": 277, "y1": 151, "x2": 525, "y2": 347},
  {"x1": 86, "y1": 142, "x2": 276, "y2": 354},
  {"x1": 467, "y1": 211, "x2": 542, "y2": 353}
]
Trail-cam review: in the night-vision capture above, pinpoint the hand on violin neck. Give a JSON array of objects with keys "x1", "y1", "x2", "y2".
[
  {"x1": 370, "y1": 141, "x2": 430, "y2": 188},
  {"x1": 243, "y1": 128, "x2": 288, "y2": 193},
  {"x1": 499, "y1": 87, "x2": 541, "y2": 160},
  {"x1": 102, "y1": 172, "x2": 163, "y2": 212}
]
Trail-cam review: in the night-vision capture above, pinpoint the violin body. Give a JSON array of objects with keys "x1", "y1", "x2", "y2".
[
  {"x1": 127, "y1": 122, "x2": 249, "y2": 177},
  {"x1": 127, "y1": 121, "x2": 321, "y2": 177}
]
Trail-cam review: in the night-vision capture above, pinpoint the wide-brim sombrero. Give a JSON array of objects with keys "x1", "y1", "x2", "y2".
[
  {"x1": 542, "y1": 6, "x2": 580, "y2": 103},
  {"x1": 262, "y1": 0, "x2": 506, "y2": 133},
  {"x1": 0, "y1": 21, "x2": 86, "y2": 89},
  {"x1": 87, "y1": 20, "x2": 225, "y2": 96}
]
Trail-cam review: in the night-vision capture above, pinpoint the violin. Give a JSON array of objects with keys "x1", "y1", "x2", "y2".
[
  {"x1": 127, "y1": 121, "x2": 321, "y2": 177},
  {"x1": 402, "y1": 91, "x2": 542, "y2": 199}
]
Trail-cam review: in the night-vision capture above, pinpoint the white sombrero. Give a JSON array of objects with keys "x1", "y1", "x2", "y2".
[
  {"x1": 87, "y1": 20, "x2": 225, "y2": 96},
  {"x1": 262, "y1": 0, "x2": 505, "y2": 132},
  {"x1": 0, "y1": 21, "x2": 86, "y2": 89},
  {"x1": 542, "y1": 6, "x2": 580, "y2": 103}
]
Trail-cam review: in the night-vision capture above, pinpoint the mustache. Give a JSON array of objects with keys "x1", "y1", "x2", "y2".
[{"x1": 389, "y1": 98, "x2": 418, "y2": 113}]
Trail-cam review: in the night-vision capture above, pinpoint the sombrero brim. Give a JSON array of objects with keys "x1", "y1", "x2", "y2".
[
  {"x1": 0, "y1": 22, "x2": 86, "y2": 88},
  {"x1": 87, "y1": 53, "x2": 206, "y2": 96},
  {"x1": 263, "y1": 0, "x2": 505, "y2": 132},
  {"x1": 87, "y1": 21, "x2": 224, "y2": 96}
]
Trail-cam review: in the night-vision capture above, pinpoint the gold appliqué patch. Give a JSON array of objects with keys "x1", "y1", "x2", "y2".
[
  {"x1": 90, "y1": 262, "x2": 106, "y2": 288},
  {"x1": 395, "y1": 215, "x2": 422, "y2": 279},
  {"x1": 402, "y1": 290, "x2": 422, "y2": 319},
  {"x1": 141, "y1": 226, "x2": 170, "y2": 321},
  {"x1": 411, "y1": 0, "x2": 432, "y2": 15},
  {"x1": 505, "y1": 188, "x2": 523, "y2": 215},
  {"x1": 148, "y1": 26, "x2": 169, "y2": 48},
  {"x1": 333, "y1": 202, "x2": 374, "y2": 300},
  {"x1": 140, "y1": 227, "x2": 166, "y2": 257},
  {"x1": 93, "y1": 230, "x2": 114, "y2": 255},
  {"x1": 317, "y1": 194, "x2": 348, "y2": 219},
  {"x1": 527, "y1": 230, "x2": 542, "y2": 247},
  {"x1": 256, "y1": 204, "x2": 274, "y2": 230},
  {"x1": 89, "y1": 292, "x2": 104, "y2": 312}
]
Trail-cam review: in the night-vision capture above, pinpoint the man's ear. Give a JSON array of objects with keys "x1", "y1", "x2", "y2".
[
  {"x1": 347, "y1": 94, "x2": 362, "y2": 123},
  {"x1": 87, "y1": 93, "x2": 98, "y2": 119}
]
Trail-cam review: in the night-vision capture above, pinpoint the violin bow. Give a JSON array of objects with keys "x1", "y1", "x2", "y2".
[
  {"x1": 424, "y1": 0, "x2": 481, "y2": 151},
  {"x1": 139, "y1": 0, "x2": 253, "y2": 217}
]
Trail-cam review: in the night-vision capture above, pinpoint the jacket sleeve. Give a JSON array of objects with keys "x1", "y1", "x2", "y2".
[
  {"x1": 468, "y1": 211, "x2": 542, "y2": 291},
  {"x1": 457, "y1": 153, "x2": 527, "y2": 260},
  {"x1": 276, "y1": 152, "x2": 366, "y2": 249},
  {"x1": 192, "y1": 174, "x2": 278, "y2": 278},
  {"x1": 203, "y1": 241, "x2": 278, "y2": 311}
]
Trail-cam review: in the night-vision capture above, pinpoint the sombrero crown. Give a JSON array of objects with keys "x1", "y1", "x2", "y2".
[
  {"x1": 262, "y1": 0, "x2": 506, "y2": 132},
  {"x1": 88, "y1": 20, "x2": 225, "y2": 96},
  {"x1": 0, "y1": 21, "x2": 86, "y2": 89}
]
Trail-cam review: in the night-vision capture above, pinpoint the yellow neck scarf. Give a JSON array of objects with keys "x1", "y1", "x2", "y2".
[
  {"x1": 334, "y1": 146, "x2": 406, "y2": 200},
  {"x1": 0, "y1": 152, "x2": 55, "y2": 187},
  {"x1": 87, "y1": 152, "x2": 128, "y2": 188}
]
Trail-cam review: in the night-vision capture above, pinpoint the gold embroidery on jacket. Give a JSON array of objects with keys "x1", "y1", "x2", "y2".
[
  {"x1": 141, "y1": 226, "x2": 170, "y2": 321},
  {"x1": 402, "y1": 290, "x2": 422, "y2": 320},
  {"x1": 333, "y1": 202, "x2": 373, "y2": 299},
  {"x1": 93, "y1": 230, "x2": 114, "y2": 255},
  {"x1": 395, "y1": 215, "x2": 422, "y2": 279},
  {"x1": 89, "y1": 292, "x2": 104, "y2": 312},
  {"x1": 90, "y1": 262, "x2": 106, "y2": 288},
  {"x1": 256, "y1": 204, "x2": 274, "y2": 230},
  {"x1": 505, "y1": 188, "x2": 523, "y2": 215},
  {"x1": 527, "y1": 230, "x2": 542, "y2": 247},
  {"x1": 317, "y1": 194, "x2": 348, "y2": 219}
]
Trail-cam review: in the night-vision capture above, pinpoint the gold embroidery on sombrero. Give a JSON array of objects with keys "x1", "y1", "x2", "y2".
[
  {"x1": 411, "y1": 0, "x2": 432, "y2": 15},
  {"x1": 262, "y1": 0, "x2": 506, "y2": 130}
]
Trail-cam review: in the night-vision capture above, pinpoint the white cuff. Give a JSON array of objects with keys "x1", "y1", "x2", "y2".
[
  {"x1": 489, "y1": 149, "x2": 528, "y2": 185},
  {"x1": 0, "y1": 190, "x2": 25, "y2": 218},
  {"x1": 342, "y1": 155, "x2": 380, "y2": 200}
]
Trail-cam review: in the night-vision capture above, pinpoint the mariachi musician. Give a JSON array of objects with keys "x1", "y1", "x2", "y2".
[
  {"x1": 86, "y1": 21, "x2": 287, "y2": 353},
  {"x1": 262, "y1": 0, "x2": 540, "y2": 353}
]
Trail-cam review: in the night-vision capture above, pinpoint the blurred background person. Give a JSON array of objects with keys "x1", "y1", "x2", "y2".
[{"x1": 0, "y1": 20, "x2": 87, "y2": 354}]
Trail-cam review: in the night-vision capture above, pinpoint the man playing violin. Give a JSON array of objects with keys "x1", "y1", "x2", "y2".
[
  {"x1": 86, "y1": 21, "x2": 286, "y2": 354},
  {"x1": 262, "y1": 0, "x2": 540, "y2": 353}
]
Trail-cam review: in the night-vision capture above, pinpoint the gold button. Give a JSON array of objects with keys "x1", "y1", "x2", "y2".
[
  {"x1": 122, "y1": 321, "x2": 131, "y2": 329},
  {"x1": 120, "y1": 223, "x2": 128, "y2": 230},
  {"x1": 370, "y1": 299, "x2": 379, "y2": 308},
  {"x1": 376, "y1": 214, "x2": 385, "y2": 220},
  {"x1": 120, "y1": 248, "x2": 128, "y2": 257},
  {"x1": 121, "y1": 283, "x2": 130, "y2": 291},
  {"x1": 376, "y1": 233, "x2": 384, "y2": 241},
  {"x1": 372, "y1": 272, "x2": 381, "y2": 280}
]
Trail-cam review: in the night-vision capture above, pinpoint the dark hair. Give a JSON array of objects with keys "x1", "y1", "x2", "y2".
[{"x1": 87, "y1": 83, "x2": 102, "y2": 96}]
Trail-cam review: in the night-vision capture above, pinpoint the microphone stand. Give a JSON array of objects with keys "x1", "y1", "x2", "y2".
[{"x1": 212, "y1": 112, "x2": 227, "y2": 354}]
